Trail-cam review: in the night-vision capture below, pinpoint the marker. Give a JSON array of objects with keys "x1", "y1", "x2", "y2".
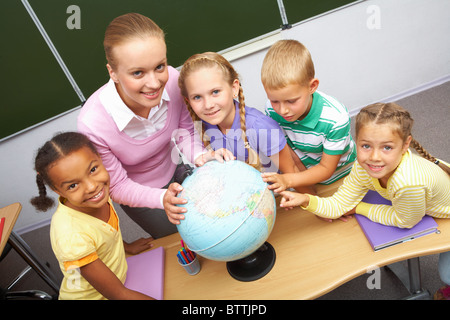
[
  {"x1": 181, "y1": 240, "x2": 195, "y2": 258},
  {"x1": 184, "y1": 248, "x2": 195, "y2": 262},
  {"x1": 0, "y1": 217, "x2": 5, "y2": 244},
  {"x1": 177, "y1": 251, "x2": 187, "y2": 264},
  {"x1": 180, "y1": 249, "x2": 190, "y2": 263},
  {"x1": 185, "y1": 248, "x2": 195, "y2": 261}
]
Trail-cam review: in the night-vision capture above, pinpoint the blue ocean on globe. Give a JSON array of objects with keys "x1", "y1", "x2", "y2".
[{"x1": 176, "y1": 160, "x2": 276, "y2": 262}]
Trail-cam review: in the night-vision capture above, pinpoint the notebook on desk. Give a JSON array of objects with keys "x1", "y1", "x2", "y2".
[
  {"x1": 355, "y1": 190, "x2": 438, "y2": 251},
  {"x1": 124, "y1": 246, "x2": 165, "y2": 299}
]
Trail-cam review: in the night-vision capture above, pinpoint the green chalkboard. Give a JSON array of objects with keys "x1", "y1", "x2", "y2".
[{"x1": 0, "y1": 0, "x2": 356, "y2": 140}]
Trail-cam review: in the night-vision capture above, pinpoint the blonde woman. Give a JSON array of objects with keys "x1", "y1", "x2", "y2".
[{"x1": 78, "y1": 13, "x2": 232, "y2": 238}]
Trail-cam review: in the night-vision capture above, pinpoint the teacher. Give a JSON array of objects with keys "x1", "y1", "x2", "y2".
[{"x1": 78, "y1": 13, "x2": 232, "y2": 238}]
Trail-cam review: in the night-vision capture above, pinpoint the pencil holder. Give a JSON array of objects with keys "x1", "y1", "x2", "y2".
[{"x1": 178, "y1": 253, "x2": 201, "y2": 275}]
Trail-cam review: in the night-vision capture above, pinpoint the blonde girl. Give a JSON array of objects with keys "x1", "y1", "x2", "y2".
[
  {"x1": 31, "y1": 132, "x2": 154, "y2": 300},
  {"x1": 178, "y1": 52, "x2": 308, "y2": 191},
  {"x1": 280, "y1": 102, "x2": 450, "y2": 299}
]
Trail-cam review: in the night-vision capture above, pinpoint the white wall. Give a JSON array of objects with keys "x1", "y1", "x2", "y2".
[
  {"x1": 231, "y1": 0, "x2": 450, "y2": 115},
  {"x1": 2, "y1": 0, "x2": 449, "y2": 233},
  {"x1": 0, "y1": 109, "x2": 80, "y2": 232}
]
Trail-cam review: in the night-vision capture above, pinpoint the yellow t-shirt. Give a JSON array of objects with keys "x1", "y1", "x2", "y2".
[{"x1": 50, "y1": 198, "x2": 127, "y2": 299}]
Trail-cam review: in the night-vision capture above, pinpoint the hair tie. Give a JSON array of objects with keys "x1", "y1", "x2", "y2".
[{"x1": 434, "y1": 160, "x2": 440, "y2": 165}]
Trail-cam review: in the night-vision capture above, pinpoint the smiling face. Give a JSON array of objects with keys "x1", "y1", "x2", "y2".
[
  {"x1": 48, "y1": 146, "x2": 110, "y2": 216},
  {"x1": 264, "y1": 79, "x2": 319, "y2": 122},
  {"x1": 183, "y1": 65, "x2": 240, "y2": 132},
  {"x1": 107, "y1": 36, "x2": 169, "y2": 118},
  {"x1": 356, "y1": 122, "x2": 411, "y2": 187}
]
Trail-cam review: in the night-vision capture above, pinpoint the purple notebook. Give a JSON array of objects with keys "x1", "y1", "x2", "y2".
[
  {"x1": 355, "y1": 190, "x2": 438, "y2": 251},
  {"x1": 124, "y1": 246, "x2": 165, "y2": 299}
]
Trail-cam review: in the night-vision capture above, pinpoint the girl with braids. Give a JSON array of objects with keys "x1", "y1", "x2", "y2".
[
  {"x1": 31, "y1": 132, "x2": 154, "y2": 300},
  {"x1": 280, "y1": 102, "x2": 450, "y2": 224},
  {"x1": 178, "y1": 52, "x2": 311, "y2": 192},
  {"x1": 279, "y1": 102, "x2": 450, "y2": 299}
]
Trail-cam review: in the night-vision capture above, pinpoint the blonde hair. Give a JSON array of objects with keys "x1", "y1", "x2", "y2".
[
  {"x1": 104, "y1": 13, "x2": 165, "y2": 70},
  {"x1": 178, "y1": 52, "x2": 261, "y2": 169},
  {"x1": 356, "y1": 102, "x2": 450, "y2": 175},
  {"x1": 261, "y1": 40, "x2": 315, "y2": 90}
]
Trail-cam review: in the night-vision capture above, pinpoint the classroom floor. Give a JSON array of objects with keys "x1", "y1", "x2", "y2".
[{"x1": 1, "y1": 81, "x2": 449, "y2": 300}]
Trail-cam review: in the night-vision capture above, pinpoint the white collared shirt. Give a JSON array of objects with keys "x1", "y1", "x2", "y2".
[{"x1": 100, "y1": 78, "x2": 169, "y2": 139}]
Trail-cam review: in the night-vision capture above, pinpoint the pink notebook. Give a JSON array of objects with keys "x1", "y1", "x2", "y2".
[
  {"x1": 124, "y1": 246, "x2": 165, "y2": 300},
  {"x1": 355, "y1": 190, "x2": 438, "y2": 251}
]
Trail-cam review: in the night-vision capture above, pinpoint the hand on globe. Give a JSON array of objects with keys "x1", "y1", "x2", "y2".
[
  {"x1": 261, "y1": 172, "x2": 290, "y2": 193},
  {"x1": 279, "y1": 190, "x2": 310, "y2": 209},
  {"x1": 194, "y1": 148, "x2": 235, "y2": 167},
  {"x1": 163, "y1": 182, "x2": 187, "y2": 224}
]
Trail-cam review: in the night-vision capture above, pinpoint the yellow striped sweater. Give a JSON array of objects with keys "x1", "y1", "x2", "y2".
[{"x1": 304, "y1": 149, "x2": 450, "y2": 228}]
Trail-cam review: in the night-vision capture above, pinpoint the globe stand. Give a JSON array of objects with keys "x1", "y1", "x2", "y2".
[{"x1": 226, "y1": 242, "x2": 276, "y2": 282}]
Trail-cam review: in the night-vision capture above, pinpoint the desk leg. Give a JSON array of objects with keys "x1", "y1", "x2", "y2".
[
  {"x1": 8, "y1": 232, "x2": 60, "y2": 294},
  {"x1": 385, "y1": 258, "x2": 431, "y2": 300}
]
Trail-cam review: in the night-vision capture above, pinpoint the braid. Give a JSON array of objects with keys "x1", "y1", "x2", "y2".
[
  {"x1": 410, "y1": 138, "x2": 450, "y2": 176},
  {"x1": 30, "y1": 174, "x2": 55, "y2": 212},
  {"x1": 236, "y1": 85, "x2": 261, "y2": 170},
  {"x1": 410, "y1": 138, "x2": 435, "y2": 162}
]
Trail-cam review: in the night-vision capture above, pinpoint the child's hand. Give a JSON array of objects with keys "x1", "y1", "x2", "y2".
[
  {"x1": 124, "y1": 237, "x2": 154, "y2": 255},
  {"x1": 195, "y1": 148, "x2": 235, "y2": 166},
  {"x1": 163, "y1": 182, "x2": 187, "y2": 224},
  {"x1": 262, "y1": 172, "x2": 289, "y2": 193},
  {"x1": 279, "y1": 190, "x2": 310, "y2": 209}
]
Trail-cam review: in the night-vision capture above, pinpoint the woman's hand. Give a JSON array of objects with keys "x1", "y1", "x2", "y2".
[{"x1": 163, "y1": 182, "x2": 187, "y2": 224}]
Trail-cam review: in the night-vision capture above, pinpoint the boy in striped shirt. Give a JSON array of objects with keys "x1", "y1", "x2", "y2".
[{"x1": 261, "y1": 40, "x2": 356, "y2": 192}]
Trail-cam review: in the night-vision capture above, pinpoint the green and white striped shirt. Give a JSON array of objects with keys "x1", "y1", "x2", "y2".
[{"x1": 265, "y1": 91, "x2": 356, "y2": 184}]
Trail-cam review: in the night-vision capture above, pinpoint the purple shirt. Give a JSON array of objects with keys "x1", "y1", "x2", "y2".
[{"x1": 204, "y1": 103, "x2": 286, "y2": 171}]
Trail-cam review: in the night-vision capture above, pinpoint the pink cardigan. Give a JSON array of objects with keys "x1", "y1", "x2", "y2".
[{"x1": 77, "y1": 66, "x2": 204, "y2": 209}]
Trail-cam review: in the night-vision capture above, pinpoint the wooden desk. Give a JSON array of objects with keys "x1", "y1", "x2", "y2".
[
  {"x1": 148, "y1": 193, "x2": 450, "y2": 300},
  {"x1": 0, "y1": 203, "x2": 21, "y2": 255},
  {"x1": 0, "y1": 202, "x2": 59, "y2": 295}
]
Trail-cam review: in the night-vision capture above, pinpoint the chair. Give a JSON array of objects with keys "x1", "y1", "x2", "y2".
[{"x1": 0, "y1": 203, "x2": 59, "y2": 300}]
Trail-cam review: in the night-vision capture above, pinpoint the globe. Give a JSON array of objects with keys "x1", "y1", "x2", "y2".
[{"x1": 176, "y1": 160, "x2": 276, "y2": 281}]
